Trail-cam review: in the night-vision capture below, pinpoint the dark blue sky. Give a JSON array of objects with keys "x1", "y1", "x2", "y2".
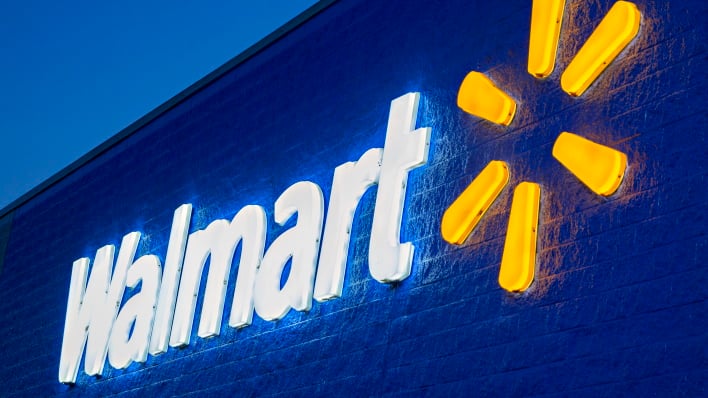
[{"x1": 0, "y1": 0, "x2": 317, "y2": 209}]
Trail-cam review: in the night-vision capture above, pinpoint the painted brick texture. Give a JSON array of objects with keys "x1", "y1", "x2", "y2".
[{"x1": 0, "y1": 0, "x2": 705, "y2": 396}]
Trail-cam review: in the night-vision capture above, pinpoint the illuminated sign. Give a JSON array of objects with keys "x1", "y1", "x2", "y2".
[
  {"x1": 442, "y1": 0, "x2": 640, "y2": 292},
  {"x1": 59, "y1": 0, "x2": 644, "y2": 385},
  {"x1": 58, "y1": 93, "x2": 431, "y2": 383}
]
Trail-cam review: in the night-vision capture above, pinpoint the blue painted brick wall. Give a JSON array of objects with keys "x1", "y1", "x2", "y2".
[{"x1": 0, "y1": 0, "x2": 705, "y2": 396}]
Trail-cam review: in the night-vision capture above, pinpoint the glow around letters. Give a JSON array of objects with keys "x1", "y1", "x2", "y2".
[{"x1": 58, "y1": 93, "x2": 431, "y2": 383}]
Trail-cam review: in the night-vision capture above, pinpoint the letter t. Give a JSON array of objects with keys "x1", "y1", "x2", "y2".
[{"x1": 369, "y1": 92, "x2": 430, "y2": 282}]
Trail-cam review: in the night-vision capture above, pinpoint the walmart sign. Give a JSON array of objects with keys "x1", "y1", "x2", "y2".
[{"x1": 59, "y1": 93, "x2": 431, "y2": 384}]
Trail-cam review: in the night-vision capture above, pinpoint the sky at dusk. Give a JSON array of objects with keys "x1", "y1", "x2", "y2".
[{"x1": 0, "y1": 0, "x2": 318, "y2": 210}]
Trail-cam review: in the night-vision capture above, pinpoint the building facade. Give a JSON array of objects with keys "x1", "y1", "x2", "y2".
[{"x1": 0, "y1": 0, "x2": 705, "y2": 396}]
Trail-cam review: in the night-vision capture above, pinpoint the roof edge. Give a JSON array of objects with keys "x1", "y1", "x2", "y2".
[{"x1": 0, "y1": 0, "x2": 338, "y2": 219}]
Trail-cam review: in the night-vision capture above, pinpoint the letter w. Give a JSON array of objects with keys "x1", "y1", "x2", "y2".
[{"x1": 58, "y1": 232, "x2": 140, "y2": 384}]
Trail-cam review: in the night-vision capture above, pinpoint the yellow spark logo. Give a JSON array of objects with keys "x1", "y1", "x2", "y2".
[{"x1": 440, "y1": 1, "x2": 641, "y2": 292}]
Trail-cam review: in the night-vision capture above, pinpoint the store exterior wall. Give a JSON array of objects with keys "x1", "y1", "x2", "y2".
[{"x1": 0, "y1": 0, "x2": 705, "y2": 396}]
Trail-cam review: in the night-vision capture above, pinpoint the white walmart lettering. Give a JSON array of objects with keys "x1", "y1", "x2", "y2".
[{"x1": 58, "y1": 92, "x2": 431, "y2": 383}]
